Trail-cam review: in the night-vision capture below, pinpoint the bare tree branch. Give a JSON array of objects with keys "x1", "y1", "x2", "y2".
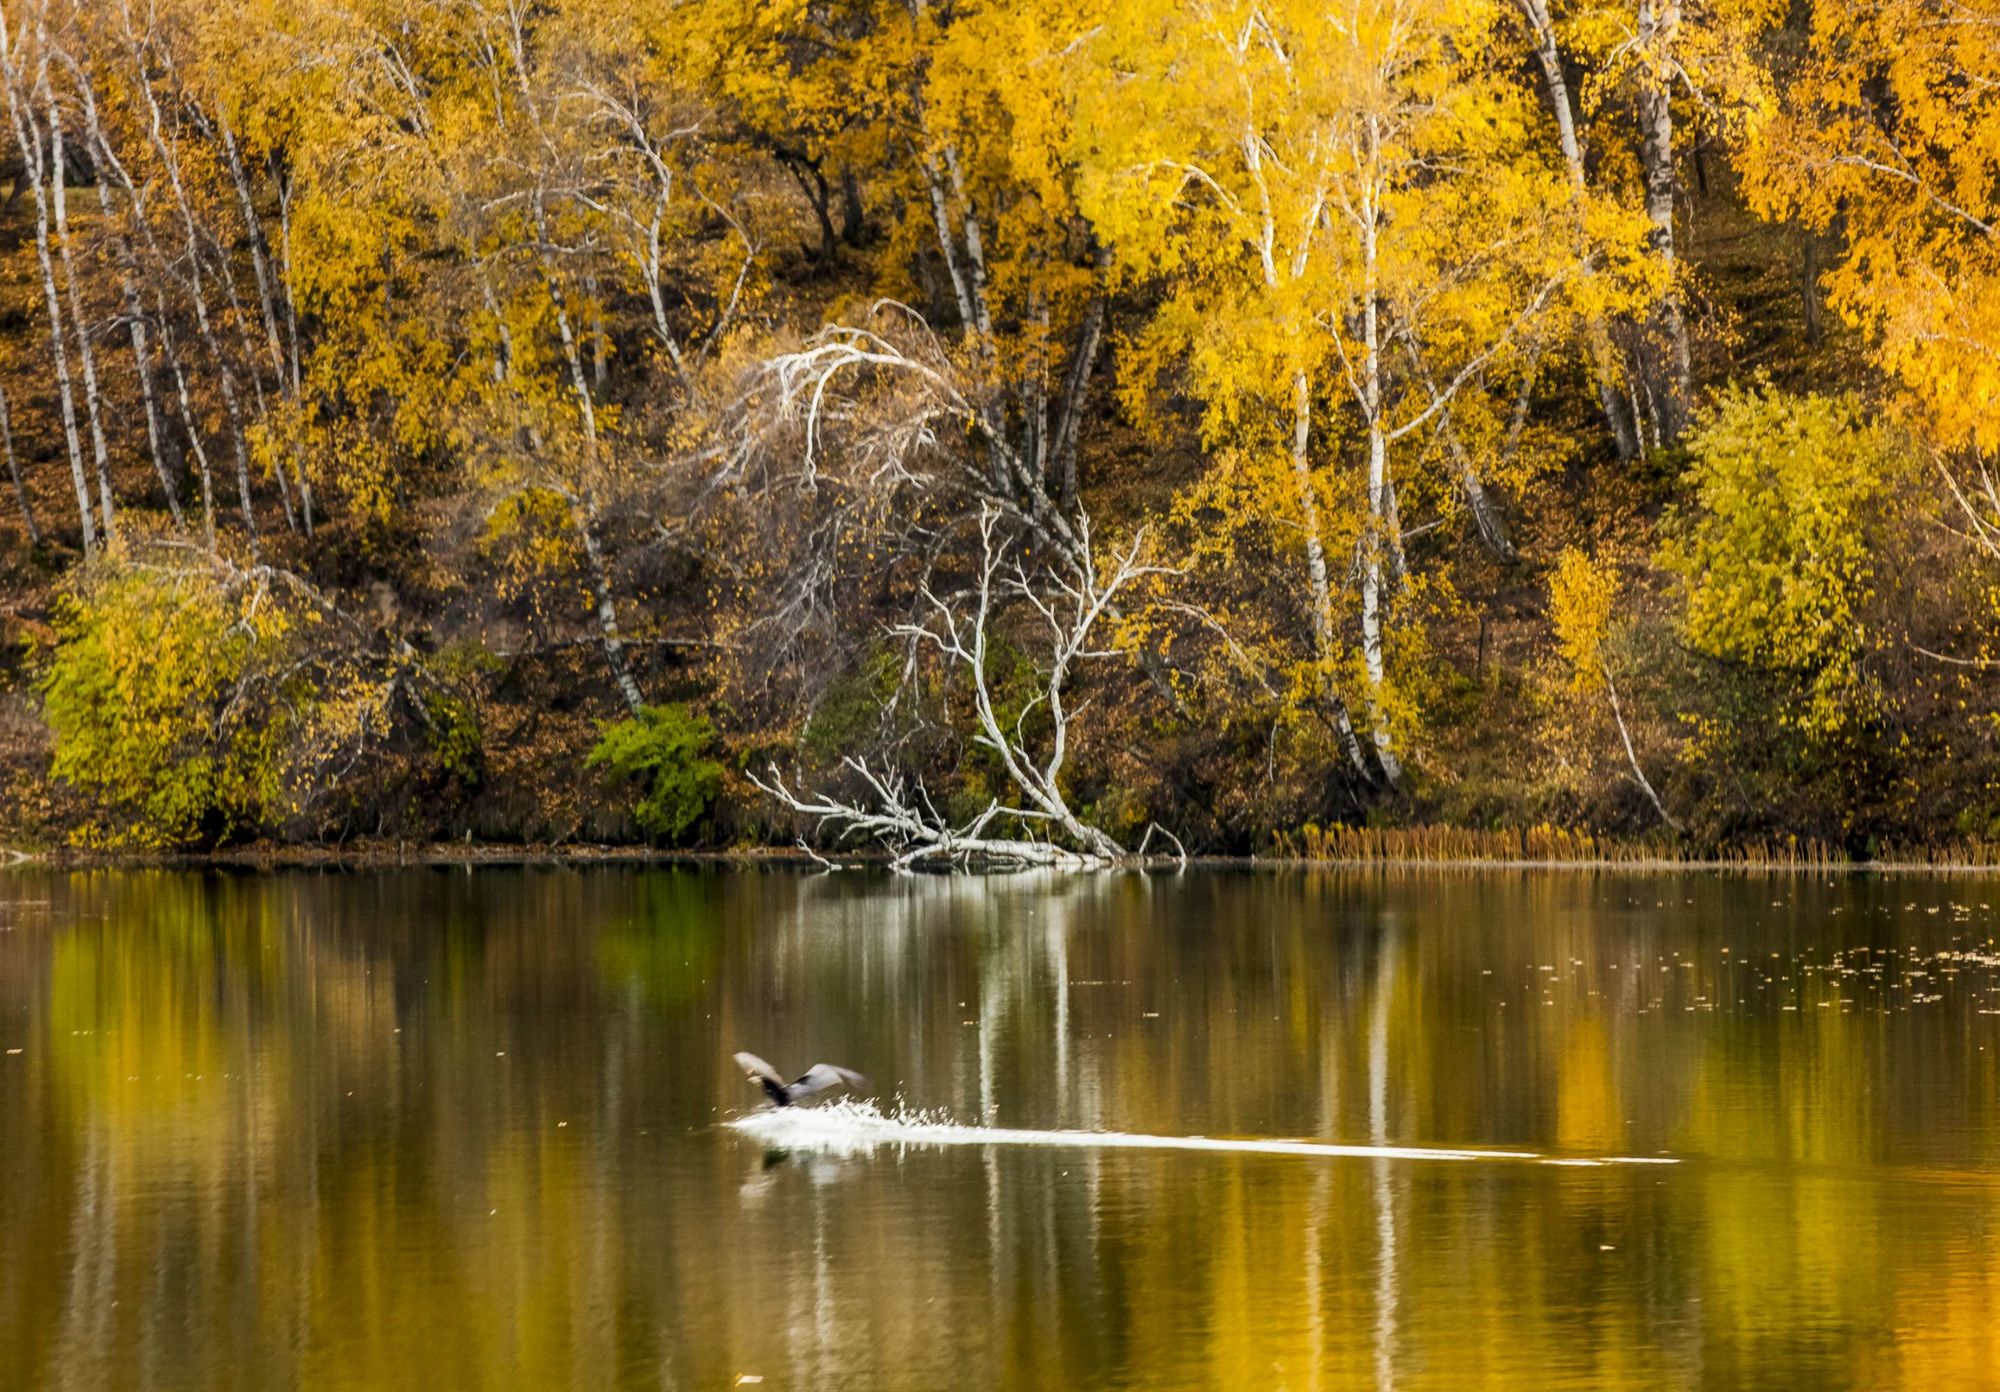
[{"x1": 754, "y1": 504, "x2": 1177, "y2": 866}]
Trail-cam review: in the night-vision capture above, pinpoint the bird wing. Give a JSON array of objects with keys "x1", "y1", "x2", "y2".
[
  {"x1": 733, "y1": 1052, "x2": 786, "y2": 1088},
  {"x1": 786, "y1": 1064, "x2": 868, "y2": 1101}
]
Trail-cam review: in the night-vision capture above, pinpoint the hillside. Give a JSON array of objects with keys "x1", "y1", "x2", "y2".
[{"x1": 0, "y1": 0, "x2": 1996, "y2": 862}]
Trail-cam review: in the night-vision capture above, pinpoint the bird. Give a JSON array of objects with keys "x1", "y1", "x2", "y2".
[{"x1": 733, "y1": 1051, "x2": 868, "y2": 1108}]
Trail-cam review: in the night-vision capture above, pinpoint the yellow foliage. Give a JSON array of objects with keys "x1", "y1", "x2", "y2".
[
  {"x1": 1660, "y1": 386, "x2": 1902, "y2": 740},
  {"x1": 1548, "y1": 547, "x2": 1619, "y2": 694},
  {"x1": 1739, "y1": 0, "x2": 2000, "y2": 457},
  {"x1": 41, "y1": 557, "x2": 293, "y2": 846}
]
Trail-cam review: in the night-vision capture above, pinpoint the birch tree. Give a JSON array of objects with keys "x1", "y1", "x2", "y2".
[
  {"x1": 1509, "y1": 0, "x2": 1644, "y2": 458},
  {"x1": 1079, "y1": 0, "x2": 1581, "y2": 790},
  {"x1": 1515, "y1": 0, "x2": 1778, "y2": 450},
  {"x1": 0, "y1": 5, "x2": 94, "y2": 555},
  {"x1": 1741, "y1": 0, "x2": 2000, "y2": 475},
  {"x1": 45, "y1": 68, "x2": 115, "y2": 542},
  {"x1": 716, "y1": 0, "x2": 1119, "y2": 567}
]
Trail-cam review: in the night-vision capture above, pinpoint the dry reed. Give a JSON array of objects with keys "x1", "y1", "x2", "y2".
[{"x1": 1269, "y1": 823, "x2": 2000, "y2": 870}]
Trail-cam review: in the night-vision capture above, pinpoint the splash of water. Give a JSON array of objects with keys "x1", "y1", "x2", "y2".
[{"x1": 727, "y1": 1099, "x2": 1678, "y2": 1167}]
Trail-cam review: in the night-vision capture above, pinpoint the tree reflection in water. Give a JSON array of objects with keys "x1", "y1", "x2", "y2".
[{"x1": 1, "y1": 867, "x2": 1998, "y2": 1389}]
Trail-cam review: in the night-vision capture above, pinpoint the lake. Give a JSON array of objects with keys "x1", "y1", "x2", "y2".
[{"x1": 1, "y1": 866, "x2": 1998, "y2": 1389}]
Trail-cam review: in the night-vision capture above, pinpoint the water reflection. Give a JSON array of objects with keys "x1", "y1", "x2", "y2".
[{"x1": 0, "y1": 868, "x2": 1998, "y2": 1388}]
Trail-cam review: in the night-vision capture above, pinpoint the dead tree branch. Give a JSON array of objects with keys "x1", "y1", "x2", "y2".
[{"x1": 753, "y1": 504, "x2": 1176, "y2": 867}]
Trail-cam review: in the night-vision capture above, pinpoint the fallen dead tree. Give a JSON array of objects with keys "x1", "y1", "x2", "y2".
[{"x1": 752, "y1": 506, "x2": 1183, "y2": 869}]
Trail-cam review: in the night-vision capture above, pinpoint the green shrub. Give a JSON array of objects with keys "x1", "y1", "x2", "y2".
[
  {"x1": 802, "y1": 646, "x2": 908, "y2": 760},
  {"x1": 421, "y1": 689, "x2": 485, "y2": 783},
  {"x1": 1659, "y1": 386, "x2": 1903, "y2": 742},
  {"x1": 586, "y1": 704, "x2": 724, "y2": 843},
  {"x1": 41, "y1": 565, "x2": 290, "y2": 846}
]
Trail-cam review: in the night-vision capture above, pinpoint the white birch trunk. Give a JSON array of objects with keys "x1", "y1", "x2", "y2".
[
  {"x1": 942, "y1": 146, "x2": 996, "y2": 339},
  {"x1": 635, "y1": 208, "x2": 689, "y2": 377},
  {"x1": 198, "y1": 207, "x2": 296, "y2": 531},
  {"x1": 585, "y1": 270, "x2": 608, "y2": 387},
  {"x1": 1357, "y1": 142, "x2": 1404, "y2": 787},
  {"x1": 572, "y1": 492, "x2": 645, "y2": 716},
  {"x1": 129, "y1": 54, "x2": 260, "y2": 546},
  {"x1": 1633, "y1": 0, "x2": 1692, "y2": 445},
  {"x1": 921, "y1": 154, "x2": 981, "y2": 335},
  {"x1": 216, "y1": 111, "x2": 287, "y2": 385},
  {"x1": 1245, "y1": 112, "x2": 1376, "y2": 783},
  {"x1": 1047, "y1": 252, "x2": 1111, "y2": 512},
  {"x1": 532, "y1": 200, "x2": 599, "y2": 455},
  {"x1": 1515, "y1": 0, "x2": 1642, "y2": 460},
  {"x1": 219, "y1": 109, "x2": 313, "y2": 531},
  {"x1": 0, "y1": 25, "x2": 92, "y2": 555},
  {"x1": 1401, "y1": 336, "x2": 1516, "y2": 559},
  {"x1": 274, "y1": 165, "x2": 304, "y2": 396},
  {"x1": 157, "y1": 301, "x2": 218, "y2": 546},
  {"x1": 47, "y1": 85, "x2": 115, "y2": 542},
  {"x1": 74, "y1": 75, "x2": 193, "y2": 527},
  {"x1": 918, "y1": 140, "x2": 1013, "y2": 492},
  {"x1": 94, "y1": 164, "x2": 182, "y2": 526},
  {"x1": 1291, "y1": 370, "x2": 1376, "y2": 782},
  {"x1": 1603, "y1": 663, "x2": 1680, "y2": 831},
  {"x1": 278, "y1": 177, "x2": 312, "y2": 536}
]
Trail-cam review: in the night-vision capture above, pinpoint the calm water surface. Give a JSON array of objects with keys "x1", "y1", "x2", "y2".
[{"x1": 2, "y1": 867, "x2": 1999, "y2": 1390}]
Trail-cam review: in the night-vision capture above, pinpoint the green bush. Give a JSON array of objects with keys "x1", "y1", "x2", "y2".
[
  {"x1": 1660, "y1": 386, "x2": 1903, "y2": 742},
  {"x1": 41, "y1": 566, "x2": 290, "y2": 847},
  {"x1": 586, "y1": 704, "x2": 724, "y2": 843},
  {"x1": 802, "y1": 645, "x2": 908, "y2": 760},
  {"x1": 421, "y1": 689, "x2": 485, "y2": 783}
]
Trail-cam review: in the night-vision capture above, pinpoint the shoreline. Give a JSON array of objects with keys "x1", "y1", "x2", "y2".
[{"x1": 7, "y1": 840, "x2": 2000, "y2": 874}]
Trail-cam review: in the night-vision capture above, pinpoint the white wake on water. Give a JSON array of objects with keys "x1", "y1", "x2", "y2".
[{"x1": 727, "y1": 1099, "x2": 1678, "y2": 1167}]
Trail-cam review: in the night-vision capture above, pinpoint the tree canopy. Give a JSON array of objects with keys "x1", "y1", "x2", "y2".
[{"x1": 0, "y1": 0, "x2": 1995, "y2": 857}]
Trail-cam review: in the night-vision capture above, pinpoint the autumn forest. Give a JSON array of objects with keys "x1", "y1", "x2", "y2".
[{"x1": 0, "y1": 0, "x2": 1994, "y2": 860}]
